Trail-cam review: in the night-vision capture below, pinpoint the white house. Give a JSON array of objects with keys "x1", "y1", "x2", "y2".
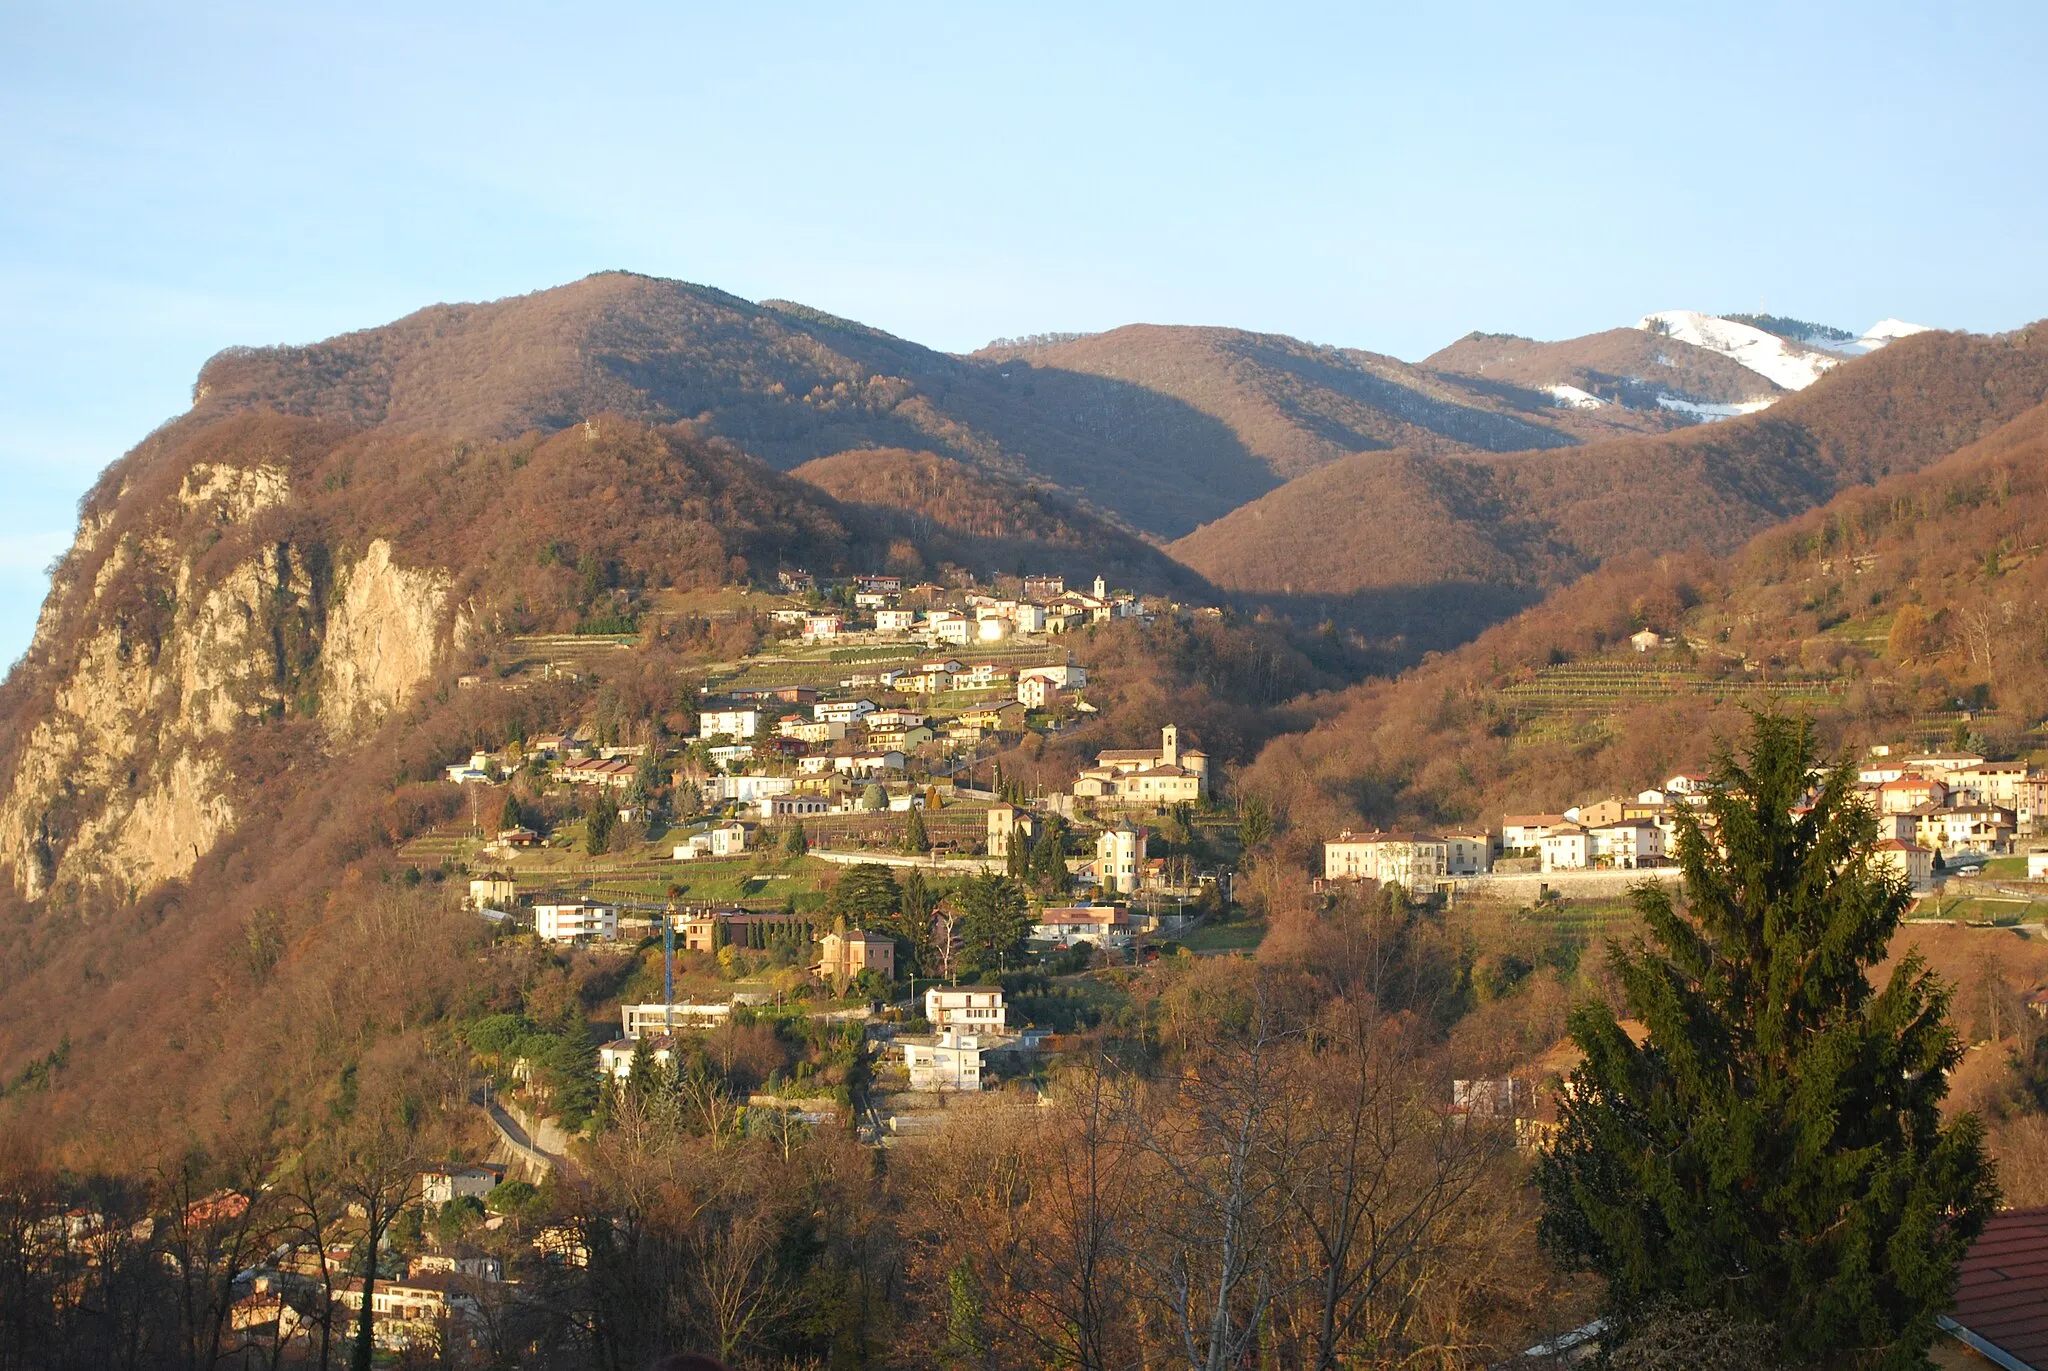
[
  {"x1": 926, "y1": 986, "x2": 1007, "y2": 1034},
  {"x1": 673, "y1": 822, "x2": 749, "y2": 860},
  {"x1": 1630, "y1": 630, "x2": 1665, "y2": 653},
  {"x1": 802, "y1": 614, "x2": 844, "y2": 642},
  {"x1": 1501, "y1": 815, "x2": 1569, "y2": 853},
  {"x1": 598, "y1": 1035, "x2": 678, "y2": 1079},
  {"x1": 1033, "y1": 905, "x2": 1137, "y2": 945},
  {"x1": 621, "y1": 1002, "x2": 733, "y2": 1038},
  {"x1": 468, "y1": 876, "x2": 516, "y2": 910},
  {"x1": 699, "y1": 708, "x2": 762, "y2": 740},
  {"x1": 419, "y1": 1164, "x2": 505, "y2": 1205},
  {"x1": 1588, "y1": 820, "x2": 1664, "y2": 868},
  {"x1": 1018, "y1": 675, "x2": 1066, "y2": 710},
  {"x1": 1097, "y1": 823, "x2": 1146, "y2": 894},
  {"x1": 1019, "y1": 663, "x2": 1087, "y2": 691},
  {"x1": 2029, "y1": 849, "x2": 2048, "y2": 880},
  {"x1": 816, "y1": 699, "x2": 878, "y2": 725},
  {"x1": 875, "y1": 609, "x2": 916, "y2": 633},
  {"x1": 534, "y1": 902, "x2": 619, "y2": 942},
  {"x1": 444, "y1": 752, "x2": 495, "y2": 784},
  {"x1": 900, "y1": 1030, "x2": 989, "y2": 1092},
  {"x1": 1539, "y1": 826, "x2": 1592, "y2": 872},
  {"x1": 705, "y1": 774, "x2": 796, "y2": 807}
]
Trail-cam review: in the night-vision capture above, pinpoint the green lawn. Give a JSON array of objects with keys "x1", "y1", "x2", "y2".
[
  {"x1": 1523, "y1": 898, "x2": 1645, "y2": 937},
  {"x1": 1175, "y1": 918, "x2": 1267, "y2": 952},
  {"x1": 1912, "y1": 895, "x2": 2043, "y2": 925},
  {"x1": 1983, "y1": 856, "x2": 2030, "y2": 880}
]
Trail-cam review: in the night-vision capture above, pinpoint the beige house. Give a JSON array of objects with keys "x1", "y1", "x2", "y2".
[
  {"x1": 1074, "y1": 724, "x2": 1211, "y2": 804},
  {"x1": 816, "y1": 929, "x2": 896, "y2": 985},
  {"x1": 468, "y1": 876, "x2": 516, "y2": 910},
  {"x1": 1880, "y1": 775, "x2": 1949, "y2": 814},
  {"x1": 1323, "y1": 832, "x2": 1450, "y2": 894},
  {"x1": 1873, "y1": 839, "x2": 1936, "y2": 890},
  {"x1": 1443, "y1": 832, "x2": 1494, "y2": 876},
  {"x1": 987, "y1": 803, "x2": 1038, "y2": 859},
  {"x1": 1501, "y1": 814, "x2": 1570, "y2": 852},
  {"x1": 1912, "y1": 804, "x2": 2016, "y2": 856}
]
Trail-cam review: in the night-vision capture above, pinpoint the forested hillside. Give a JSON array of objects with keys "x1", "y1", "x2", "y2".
[
  {"x1": 789, "y1": 447, "x2": 1207, "y2": 591},
  {"x1": 191, "y1": 273, "x2": 1618, "y2": 541},
  {"x1": 1424, "y1": 326, "x2": 1784, "y2": 410},
  {"x1": 1236, "y1": 394, "x2": 2048, "y2": 843},
  {"x1": 1175, "y1": 323, "x2": 2048, "y2": 660}
]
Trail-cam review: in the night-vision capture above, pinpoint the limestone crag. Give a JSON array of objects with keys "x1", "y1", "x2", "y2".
[{"x1": 0, "y1": 460, "x2": 452, "y2": 903}]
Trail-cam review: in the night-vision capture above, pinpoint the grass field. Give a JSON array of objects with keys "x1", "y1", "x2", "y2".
[
  {"x1": 1911, "y1": 895, "x2": 2043, "y2": 926},
  {"x1": 1522, "y1": 898, "x2": 1645, "y2": 939},
  {"x1": 1175, "y1": 918, "x2": 1267, "y2": 952}
]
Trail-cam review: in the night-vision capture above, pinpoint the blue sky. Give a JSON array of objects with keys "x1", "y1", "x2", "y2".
[{"x1": 3, "y1": 2, "x2": 2046, "y2": 662}]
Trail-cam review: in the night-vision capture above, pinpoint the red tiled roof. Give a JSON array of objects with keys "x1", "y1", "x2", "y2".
[{"x1": 1951, "y1": 1206, "x2": 2048, "y2": 1368}]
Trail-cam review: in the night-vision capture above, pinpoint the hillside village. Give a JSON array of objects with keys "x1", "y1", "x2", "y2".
[{"x1": 1324, "y1": 743, "x2": 2047, "y2": 901}]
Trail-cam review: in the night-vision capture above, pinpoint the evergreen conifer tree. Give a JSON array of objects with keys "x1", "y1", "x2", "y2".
[
  {"x1": 785, "y1": 822, "x2": 808, "y2": 857},
  {"x1": 1538, "y1": 714, "x2": 1995, "y2": 1369},
  {"x1": 903, "y1": 804, "x2": 929, "y2": 854},
  {"x1": 958, "y1": 873, "x2": 1030, "y2": 973}
]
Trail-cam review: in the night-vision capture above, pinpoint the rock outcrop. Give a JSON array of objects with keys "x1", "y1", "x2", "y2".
[{"x1": 0, "y1": 463, "x2": 451, "y2": 903}]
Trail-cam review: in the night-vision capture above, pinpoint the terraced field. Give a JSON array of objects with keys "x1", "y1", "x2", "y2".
[
  {"x1": 1493, "y1": 659, "x2": 1841, "y2": 745},
  {"x1": 710, "y1": 639, "x2": 1065, "y2": 693}
]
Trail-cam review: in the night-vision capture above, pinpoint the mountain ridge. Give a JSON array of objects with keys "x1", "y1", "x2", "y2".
[{"x1": 1173, "y1": 323, "x2": 2048, "y2": 636}]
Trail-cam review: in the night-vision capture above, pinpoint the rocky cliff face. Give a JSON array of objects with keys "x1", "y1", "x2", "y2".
[
  {"x1": 319, "y1": 538, "x2": 454, "y2": 737},
  {"x1": 0, "y1": 455, "x2": 453, "y2": 905}
]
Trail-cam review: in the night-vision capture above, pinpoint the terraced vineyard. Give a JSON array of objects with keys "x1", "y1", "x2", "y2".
[
  {"x1": 710, "y1": 639, "x2": 1065, "y2": 693},
  {"x1": 1494, "y1": 659, "x2": 1841, "y2": 744}
]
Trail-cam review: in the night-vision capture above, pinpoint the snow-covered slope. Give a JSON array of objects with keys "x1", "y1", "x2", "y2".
[
  {"x1": 1636, "y1": 310, "x2": 1932, "y2": 393},
  {"x1": 1637, "y1": 311, "x2": 1840, "y2": 390},
  {"x1": 1844, "y1": 318, "x2": 1932, "y2": 353}
]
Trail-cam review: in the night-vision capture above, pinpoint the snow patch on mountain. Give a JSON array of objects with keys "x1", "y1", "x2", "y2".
[
  {"x1": 1635, "y1": 311, "x2": 1934, "y2": 396},
  {"x1": 1851, "y1": 318, "x2": 1932, "y2": 352},
  {"x1": 1655, "y1": 395, "x2": 1777, "y2": 422},
  {"x1": 1637, "y1": 311, "x2": 1839, "y2": 390},
  {"x1": 1546, "y1": 384, "x2": 1605, "y2": 410}
]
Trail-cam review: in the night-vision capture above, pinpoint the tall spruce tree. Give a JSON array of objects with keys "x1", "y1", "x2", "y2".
[{"x1": 1538, "y1": 714, "x2": 1995, "y2": 1369}]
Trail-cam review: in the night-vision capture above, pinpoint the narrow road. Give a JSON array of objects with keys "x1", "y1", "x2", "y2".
[{"x1": 478, "y1": 1093, "x2": 567, "y2": 1180}]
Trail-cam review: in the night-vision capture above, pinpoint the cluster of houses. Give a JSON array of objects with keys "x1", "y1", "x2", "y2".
[
  {"x1": 773, "y1": 571, "x2": 1147, "y2": 646},
  {"x1": 603, "y1": 980, "x2": 1050, "y2": 1097},
  {"x1": 1324, "y1": 746, "x2": 2048, "y2": 897},
  {"x1": 684, "y1": 658, "x2": 1090, "y2": 819}
]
